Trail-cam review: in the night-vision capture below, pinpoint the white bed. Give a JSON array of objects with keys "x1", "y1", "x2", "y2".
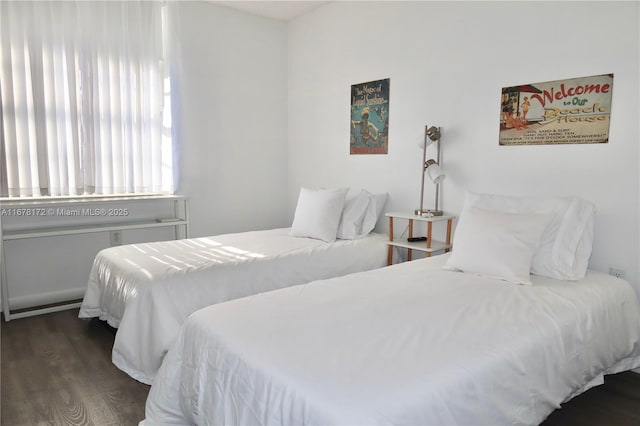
[
  {"x1": 79, "y1": 227, "x2": 390, "y2": 385},
  {"x1": 142, "y1": 253, "x2": 640, "y2": 425}
]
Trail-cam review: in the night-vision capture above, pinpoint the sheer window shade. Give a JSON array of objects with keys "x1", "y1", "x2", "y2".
[{"x1": 0, "y1": 1, "x2": 173, "y2": 198}]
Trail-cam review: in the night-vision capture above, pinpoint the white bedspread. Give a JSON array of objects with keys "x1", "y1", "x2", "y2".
[
  {"x1": 143, "y1": 253, "x2": 640, "y2": 426},
  {"x1": 79, "y1": 228, "x2": 389, "y2": 384}
]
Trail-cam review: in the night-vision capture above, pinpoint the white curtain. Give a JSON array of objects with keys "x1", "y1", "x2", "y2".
[{"x1": 0, "y1": 0, "x2": 173, "y2": 197}]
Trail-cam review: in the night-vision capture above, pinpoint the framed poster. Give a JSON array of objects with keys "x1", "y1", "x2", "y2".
[
  {"x1": 350, "y1": 78, "x2": 389, "y2": 154},
  {"x1": 499, "y1": 74, "x2": 613, "y2": 146}
]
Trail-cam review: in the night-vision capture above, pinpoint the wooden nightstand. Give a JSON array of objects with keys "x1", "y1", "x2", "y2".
[{"x1": 385, "y1": 212, "x2": 454, "y2": 265}]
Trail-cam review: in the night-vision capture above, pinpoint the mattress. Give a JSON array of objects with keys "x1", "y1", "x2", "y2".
[
  {"x1": 143, "y1": 253, "x2": 640, "y2": 425},
  {"x1": 78, "y1": 227, "x2": 389, "y2": 384}
]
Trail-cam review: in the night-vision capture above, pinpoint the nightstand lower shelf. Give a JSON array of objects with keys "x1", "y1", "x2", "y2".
[
  {"x1": 388, "y1": 238, "x2": 451, "y2": 253},
  {"x1": 385, "y1": 212, "x2": 454, "y2": 265}
]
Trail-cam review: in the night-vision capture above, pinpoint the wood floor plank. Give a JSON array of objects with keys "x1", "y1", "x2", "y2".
[{"x1": 2, "y1": 309, "x2": 149, "y2": 426}]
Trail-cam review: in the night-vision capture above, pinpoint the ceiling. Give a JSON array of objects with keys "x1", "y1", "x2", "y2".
[{"x1": 212, "y1": 1, "x2": 330, "y2": 21}]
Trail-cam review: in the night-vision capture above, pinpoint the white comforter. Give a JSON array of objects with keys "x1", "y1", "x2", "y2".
[
  {"x1": 143, "y1": 254, "x2": 640, "y2": 425},
  {"x1": 78, "y1": 228, "x2": 389, "y2": 384}
]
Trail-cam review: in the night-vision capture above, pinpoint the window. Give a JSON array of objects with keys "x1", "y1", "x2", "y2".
[{"x1": 0, "y1": 1, "x2": 173, "y2": 198}]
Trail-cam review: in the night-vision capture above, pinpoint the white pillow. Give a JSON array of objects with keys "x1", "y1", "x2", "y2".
[
  {"x1": 337, "y1": 189, "x2": 371, "y2": 239},
  {"x1": 361, "y1": 192, "x2": 388, "y2": 235},
  {"x1": 462, "y1": 192, "x2": 595, "y2": 280},
  {"x1": 542, "y1": 198, "x2": 594, "y2": 279},
  {"x1": 444, "y1": 208, "x2": 553, "y2": 285},
  {"x1": 290, "y1": 187, "x2": 348, "y2": 242}
]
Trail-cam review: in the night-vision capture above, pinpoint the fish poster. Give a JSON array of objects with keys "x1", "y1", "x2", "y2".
[{"x1": 350, "y1": 78, "x2": 389, "y2": 154}]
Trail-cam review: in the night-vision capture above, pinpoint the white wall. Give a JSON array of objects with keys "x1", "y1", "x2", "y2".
[
  {"x1": 288, "y1": 2, "x2": 640, "y2": 292},
  {"x1": 172, "y1": 1, "x2": 289, "y2": 237}
]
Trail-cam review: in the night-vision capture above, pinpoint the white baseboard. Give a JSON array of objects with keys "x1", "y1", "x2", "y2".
[{"x1": 7, "y1": 287, "x2": 86, "y2": 310}]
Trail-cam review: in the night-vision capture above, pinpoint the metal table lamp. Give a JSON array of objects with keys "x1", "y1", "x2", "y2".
[{"x1": 415, "y1": 125, "x2": 444, "y2": 217}]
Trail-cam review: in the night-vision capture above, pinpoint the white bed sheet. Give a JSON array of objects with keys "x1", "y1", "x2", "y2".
[
  {"x1": 143, "y1": 253, "x2": 640, "y2": 426},
  {"x1": 78, "y1": 228, "x2": 389, "y2": 385}
]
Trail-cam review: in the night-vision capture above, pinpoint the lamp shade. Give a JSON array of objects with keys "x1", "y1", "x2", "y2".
[
  {"x1": 418, "y1": 126, "x2": 442, "y2": 149},
  {"x1": 426, "y1": 126, "x2": 441, "y2": 141},
  {"x1": 425, "y1": 159, "x2": 445, "y2": 184}
]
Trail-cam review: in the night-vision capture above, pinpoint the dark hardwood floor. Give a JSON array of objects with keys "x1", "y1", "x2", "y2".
[
  {"x1": 1, "y1": 309, "x2": 148, "y2": 426},
  {"x1": 542, "y1": 371, "x2": 640, "y2": 426},
  {"x1": 2, "y1": 308, "x2": 640, "y2": 425}
]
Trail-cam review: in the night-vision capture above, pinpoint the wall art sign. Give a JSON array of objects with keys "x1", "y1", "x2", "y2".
[
  {"x1": 499, "y1": 74, "x2": 613, "y2": 146},
  {"x1": 350, "y1": 78, "x2": 389, "y2": 154}
]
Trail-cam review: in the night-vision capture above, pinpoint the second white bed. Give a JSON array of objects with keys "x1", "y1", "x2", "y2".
[
  {"x1": 79, "y1": 228, "x2": 389, "y2": 384},
  {"x1": 143, "y1": 253, "x2": 640, "y2": 425}
]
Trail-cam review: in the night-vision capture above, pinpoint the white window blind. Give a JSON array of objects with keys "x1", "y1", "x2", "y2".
[{"x1": 0, "y1": 1, "x2": 174, "y2": 198}]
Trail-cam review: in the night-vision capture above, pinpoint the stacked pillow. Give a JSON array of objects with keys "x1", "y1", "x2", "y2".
[
  {"x1": 337, "y1": 189, "x2": 388, "y2": 240},
  {"x1": 444, "y1": 192, "x2": 596, "y2": 284},
  {"x1": 290, "y1": 187, "x2": 387, "y2": 242}
]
